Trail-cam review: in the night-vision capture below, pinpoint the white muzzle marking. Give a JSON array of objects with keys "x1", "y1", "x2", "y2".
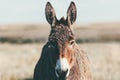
[{"x1": 55, "y1": 58, "x2": 70, "y2": 78}]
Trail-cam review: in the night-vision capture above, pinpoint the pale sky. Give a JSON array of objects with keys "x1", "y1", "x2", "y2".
[{"x1": 0, "y1": 0, "x2": 120, "y2": 24}]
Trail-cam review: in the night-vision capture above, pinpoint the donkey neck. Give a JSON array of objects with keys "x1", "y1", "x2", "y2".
[{"x1": 67, "y1": 58, "x2": 80, "y2": 80}]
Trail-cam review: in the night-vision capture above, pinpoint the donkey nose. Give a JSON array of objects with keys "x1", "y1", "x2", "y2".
[{"x1": 55, "y1": 69, "x2": 68, "y2": 77}]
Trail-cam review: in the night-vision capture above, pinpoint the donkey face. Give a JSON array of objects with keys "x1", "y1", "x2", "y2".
[{"x1": 45, "y1": 2, "x2": 77, "y2": 79}]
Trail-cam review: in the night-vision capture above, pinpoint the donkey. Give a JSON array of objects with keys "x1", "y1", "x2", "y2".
[{"x1": 34, "y1": 1, "x2": 92, "y2": 80}]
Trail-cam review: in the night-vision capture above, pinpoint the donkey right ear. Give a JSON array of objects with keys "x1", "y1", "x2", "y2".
[{"x1": 45, "y1": 2, "x2": 57, "y2": 27}]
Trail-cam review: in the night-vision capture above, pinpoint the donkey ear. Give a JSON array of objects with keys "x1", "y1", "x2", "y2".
[
  {"x1": 45, "y1": 2, "x2": 57, "y2": 26},
  {"x1": 67, "y1": 2, "x2": 77, "y2": 25}
]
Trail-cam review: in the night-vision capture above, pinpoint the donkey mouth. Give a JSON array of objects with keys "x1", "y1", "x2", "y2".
[
  {"x1": 58, "y1": 77, "x2": 67, "y2": 80},
  {"x1": 55, "y1": 72, "x2": 67, "y2": 80},
  {"x1": 55, "y1": 69, "x2": 68, "y2": 78}
]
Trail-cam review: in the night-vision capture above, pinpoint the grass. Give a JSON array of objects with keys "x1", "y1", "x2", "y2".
[
  {"x1": 0, "y1": 42, "x2": 120, "y2": 80},
  {"x1": 81, "y1": 42, "x2": 120, "y2": 80}
]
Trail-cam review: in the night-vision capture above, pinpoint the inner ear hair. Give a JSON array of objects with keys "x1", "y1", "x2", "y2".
[{"x1": 45, "y1": 2, "x2": 57, "y2": 27}]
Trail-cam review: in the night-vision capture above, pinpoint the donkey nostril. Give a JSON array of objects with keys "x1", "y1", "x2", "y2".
[
  {"x1": 65, "y1": 69, "x2": 68, "y2": 74},
  {"x1": 63, "y1": 69, "x2": 68, "y2": 76},
  {"x1": 56, "y1": 69, "x2": 61, "y2": 77}
]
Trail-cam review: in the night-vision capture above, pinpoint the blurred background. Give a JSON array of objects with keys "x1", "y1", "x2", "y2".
[{"x1": 0, "y1": 0, "x2": 120, "y2": 80}]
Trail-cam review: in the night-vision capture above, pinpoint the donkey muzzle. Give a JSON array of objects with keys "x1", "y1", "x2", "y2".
[{"x1": 55, "y1": 58, "x2": 70, "y2": 78}]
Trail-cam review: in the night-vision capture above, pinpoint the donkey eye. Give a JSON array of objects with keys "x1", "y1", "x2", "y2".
[{"x1": 70, "y1": 40, "x2": 75, "y2": 45}]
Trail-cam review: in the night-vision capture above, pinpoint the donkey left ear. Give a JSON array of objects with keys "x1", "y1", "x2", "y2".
[
  {"x1": 45, "y1": 2, "x2": 57, "y2": 27},
  {"x1": 67, "y1": 2, "x2": 77, "y2": 25}
]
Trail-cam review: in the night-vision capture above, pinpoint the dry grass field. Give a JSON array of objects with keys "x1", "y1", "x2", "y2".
[
  {"x1": 0, "y1": 23, "x2": 120, "y2": 80},
  {"x1": 0, "y1": 42, "x2": 120, "y2": 80}
]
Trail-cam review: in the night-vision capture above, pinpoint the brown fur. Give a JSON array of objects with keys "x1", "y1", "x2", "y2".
[
  {"x1": 34, "y1": 1, "x2": 92, "y2": 80},
  {"x1": 67, "y1": 44, "x2": 92, "y2": 80}
]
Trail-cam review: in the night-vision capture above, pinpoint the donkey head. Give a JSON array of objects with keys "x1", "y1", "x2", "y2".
[{"x1": 45, "y1": 2, "x2": 77, "y2": 79}]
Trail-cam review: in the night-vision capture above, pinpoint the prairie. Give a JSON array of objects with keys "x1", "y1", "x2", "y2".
[
  {"x1": 0, "y1": 43, "x2": 120, "y2": 80},
  {"x1": 0, "y1": 23, "x2": 120, "y2": 80}
]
